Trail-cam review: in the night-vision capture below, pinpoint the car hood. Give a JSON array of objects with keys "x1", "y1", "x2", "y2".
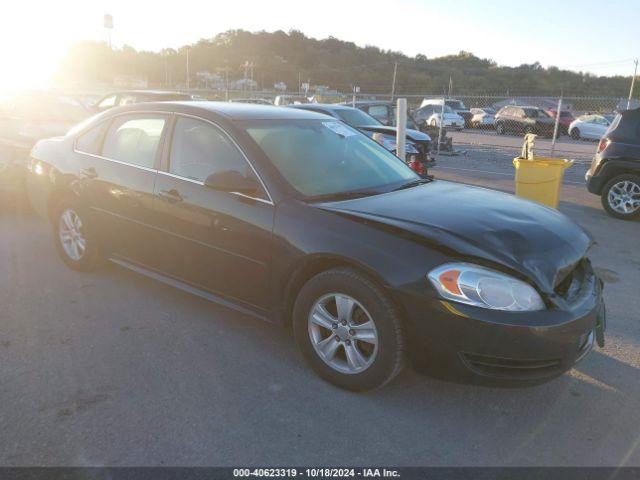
[
  {"x1": 357, "y1": 125, "x2": 431, "y2": 142},
  {"x1": 319, "y1": 181, "x2": 593, "y2": 294}
]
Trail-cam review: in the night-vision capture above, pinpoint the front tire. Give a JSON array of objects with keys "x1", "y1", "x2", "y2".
[
  {"x1": 53, "y1": 199, "x2": 101, "y2": 271},
  {"x1": 570, "y1": 128, "x2": 581, "y2": 140},
  {"x1": 292, "y1": 268, "x2": 405, "y2": 391},
  {"x1": 601, "y1": 174, "x2": 640, "y2": 220},
  {"x1": 495, "y1": 122, "x2": 505, "y2": 135}
]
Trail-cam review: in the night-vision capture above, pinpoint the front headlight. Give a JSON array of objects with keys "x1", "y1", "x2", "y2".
[{"x1": 428, "y1": 263, "x2": 545, "y2": 311}]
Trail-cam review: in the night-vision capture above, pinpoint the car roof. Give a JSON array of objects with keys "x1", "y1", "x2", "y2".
[
  {"x1": 115, "y1": 90, "x2": 191, "y2": 95},
  {"x1": 350, "y1": 101, "x2": 391, "y2": 106},
  {"x1": 111, "y1": 101, "x2": 328, "y2": 121},
  {"x1": 290, "y1": 103, "x2": 353, "y2": 111}
]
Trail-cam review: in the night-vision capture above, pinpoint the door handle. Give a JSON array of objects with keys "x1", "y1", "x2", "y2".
[
  {"x1": 80, "y1": 167, "x2": 97, "y2": 179},
  {"x1": 159, "y1": 188, "x2": 183, "y2": 203}
]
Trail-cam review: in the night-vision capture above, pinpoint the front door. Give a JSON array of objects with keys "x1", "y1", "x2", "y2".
[{"x1": 152, "y1": 115, "x2": 274, "y2": 312}]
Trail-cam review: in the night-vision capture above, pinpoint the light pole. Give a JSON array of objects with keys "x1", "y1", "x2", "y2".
[
  {"x1": 390, "y1": 61, "x2": 398, "y2": 102},
  {"x1": 104, "y1": 14, "x2": 113, "y2": 49}
]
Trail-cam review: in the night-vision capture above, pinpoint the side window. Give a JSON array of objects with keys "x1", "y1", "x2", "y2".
[
  {"x1": 169, "y1": 117, "x2": 263, "y2": 192},
  {"x1": 118, "y1": 94, "x2": 137, "y2": 106},
  {"x1": 367, "y1": 105, "x2": 389, "y2": 123},
  {"x1": 97, "y1": 95, "x2": 118, "y2": 110},
  {"x1": 76, "y1": 121, "x2": 109, "y2": 155},
  {"x1": 102, "y1": 114, "x2": 166, "y2": 169}
]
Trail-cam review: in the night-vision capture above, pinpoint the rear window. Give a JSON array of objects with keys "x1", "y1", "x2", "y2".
[
  {"x1": 446, "y1": 100, "x2": 466, "y2": 110},
  {"x1": 607, "y1": 111, "x2": 640, "y2": 141}
]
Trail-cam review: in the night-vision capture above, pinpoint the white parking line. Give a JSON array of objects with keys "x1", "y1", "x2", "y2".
[{"x1": 434, "y1": 165, "x2": 586, "y2": 185}]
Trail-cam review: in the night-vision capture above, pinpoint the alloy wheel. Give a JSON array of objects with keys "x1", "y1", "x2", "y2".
[
  {"x1": 608, "y1": 180, "x2": 640, "y2": 215},
  {"x1": 307, "y1": 293, "x2": 379, "y2": 375},
  {"x1": 58, "y1": 208, "x2": 86, "y2": 261}
]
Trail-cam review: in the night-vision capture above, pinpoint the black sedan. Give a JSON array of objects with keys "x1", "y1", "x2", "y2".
[{"x1": 26, "y1": 102, "x2": 605, "y2": 391}]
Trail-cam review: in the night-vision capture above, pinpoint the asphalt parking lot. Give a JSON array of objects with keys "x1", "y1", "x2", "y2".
[{"x1": 1, "y1": 144, "x2": 640, "y2": 467}]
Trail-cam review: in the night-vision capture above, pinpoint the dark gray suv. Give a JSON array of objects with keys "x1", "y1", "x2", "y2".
[{"x1": 586, "y1": 108, "x2": 640, "y2": 219}]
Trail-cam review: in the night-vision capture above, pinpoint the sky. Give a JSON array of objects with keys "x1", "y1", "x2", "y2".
[{"x1": 1, "y1": 0, "x2": 638, "y2": 91}]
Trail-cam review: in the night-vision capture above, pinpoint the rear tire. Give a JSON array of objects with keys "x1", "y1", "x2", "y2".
[
  {"x1": 292, "y1": 268, "x2": 405, "y2": 391},
  {"x1": 570, "y1": 128, "x2": 581, "y2": 140},
  {"x1": 53, "y1": 198, "x2": 102, "y2": 271},
  {"x1": 601, "y1": 174, "x2": 640, "y2": 220}
]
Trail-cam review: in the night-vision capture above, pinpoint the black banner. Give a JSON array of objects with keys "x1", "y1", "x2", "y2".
[{"x1": 0, "y1": 468, "x2": 639, "y2": 480}]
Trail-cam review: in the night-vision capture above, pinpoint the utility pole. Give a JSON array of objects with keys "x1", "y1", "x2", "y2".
[
  {"x1": 186, "y1": 47, "x2": 190, "y2": 90},
  {"x1": 627, "y1": 59, "x2": 638, "y2": 110},
  {"x1": 390, "y1": 61, "x2": 398, "y2": 102},
  {"x1": 551, "y1": 93, "x2": 563, "y2": 155},
  {"x1": 298, "y1": 72, "x2": 302, "y2": 95}
]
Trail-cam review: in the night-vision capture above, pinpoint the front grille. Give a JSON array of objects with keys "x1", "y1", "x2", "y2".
[{"x1": 461, "y1": 352, "x2": 562, "y2": 380}]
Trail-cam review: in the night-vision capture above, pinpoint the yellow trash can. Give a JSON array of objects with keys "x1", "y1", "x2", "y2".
[{"x1": 513, "y1": 157, "x2": 574, "y2": 208}]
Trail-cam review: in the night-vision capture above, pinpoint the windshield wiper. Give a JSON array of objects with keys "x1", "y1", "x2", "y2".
[
  {"x1": 309, "y1": 190, "x2": 381, "y2": 202},
  {"x1": 392, "y1": 177, "x2": 433, "y2": 191}
]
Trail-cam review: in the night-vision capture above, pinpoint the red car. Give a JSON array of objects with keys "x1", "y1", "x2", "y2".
[{"x1": 544, "y1": 109, "x2": 575, "y2": 134}]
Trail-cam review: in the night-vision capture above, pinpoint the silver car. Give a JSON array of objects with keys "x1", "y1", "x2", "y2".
[
  {"x1": 470, "y1": 107, "x2": 496, "y2": 128},
  {"x1": 568, "y1": 114, "x2": 614, "y2": 140}
]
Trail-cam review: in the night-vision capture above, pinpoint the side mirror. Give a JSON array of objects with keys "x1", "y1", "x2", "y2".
[{"x1": 204, "y1": 170, "x2": 259, "y2": 194}]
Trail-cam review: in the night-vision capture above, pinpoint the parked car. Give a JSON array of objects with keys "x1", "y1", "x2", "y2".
[
  {"x1": 470, "y1": 107, "x2": 496, "y2": 128},
  {"x1": 27, "y1": 102, "x2": 605, "y2": 390},
  {"x1": 0, "y1": 91, "x2": 91, "y2": 195},
  {"x1": 91, "y1": 90, "x2": 201, "y2": 112},
  {"x1": 274, "y1": 95, "x2": 310, "y2": 106},
  {"x1": 413, "y1": 104, "x2": 465, "y2": 130},
  {"x1": 420, "y1": 98, "x2": 472, "y2": 128},
  {"x1": 586, "y1": 108, "x2": 640, "y2": 220},
  {"x1": 494, "y1": 106, "x2": 555, "y2": 137},
  {"x1": 229, "y1": 98, "x2": 272, "y2": 105},
  {"x1": 348, "y1": 101, "x2": 420, "y2": 130},
  {"x1": 545, "y1": 110, "x2": 575, "y2": 135},
  {"x1": 288, "y1": 103, "x2": 432, "y2": 174},
  {"x1": 569, "y1": 114, "x2": 614, "y2": 141}
]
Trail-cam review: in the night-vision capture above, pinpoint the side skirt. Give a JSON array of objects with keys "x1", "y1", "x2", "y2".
[{"x1": 109, "y1": 256, "x2": 273, "y2": 324}]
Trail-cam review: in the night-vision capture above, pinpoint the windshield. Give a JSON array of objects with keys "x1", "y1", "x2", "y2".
[
  {"x1": 391, "y1": 106, "x2": 418, "y2": 129},
  {"x1": 446, "y1": 100, "x2": 466, "y2": 110},
  {"x1": 442, "y1": 105, "x2": 455, "y2": 114},
  {"x1": 245, "y1": 120, "x2": 418, "y2": 199},
  {"x1": 335, "y1": 108, "x2": 382, "y2": 127}
]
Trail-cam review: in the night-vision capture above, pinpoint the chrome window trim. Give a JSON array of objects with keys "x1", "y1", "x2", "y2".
[
  {"x1": 73, "y1": 110, "x2": 173, "y2": 171},
  {"x1": 169, "y1": 112, "x2": 274, "y2": 205},
  {"x1": 72, "y1": 108, "x2": 275, "y2": 205},
  {"x1": 71, "y1": 151, "x2": 158, "y2": 173},
  {"x1": 156, "y1": 170, "x2": 274, "y2": 206}
]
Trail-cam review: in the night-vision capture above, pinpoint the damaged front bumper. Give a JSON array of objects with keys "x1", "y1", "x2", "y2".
[{"x1": 395, "y1": 263, "x2": 605, "y2": 383}]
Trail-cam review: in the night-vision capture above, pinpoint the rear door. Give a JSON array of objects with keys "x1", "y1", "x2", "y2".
[
  {"x1": 151, "y1": 114, "x2": 274, "y2": 312},
  {"x1": 76, "y1": 112, "x2": 168, "y2": 265}
]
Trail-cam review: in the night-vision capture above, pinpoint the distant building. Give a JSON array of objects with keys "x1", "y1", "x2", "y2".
[{"x1": 274, "y1": 82, "x2": 287, "y2": 91}]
